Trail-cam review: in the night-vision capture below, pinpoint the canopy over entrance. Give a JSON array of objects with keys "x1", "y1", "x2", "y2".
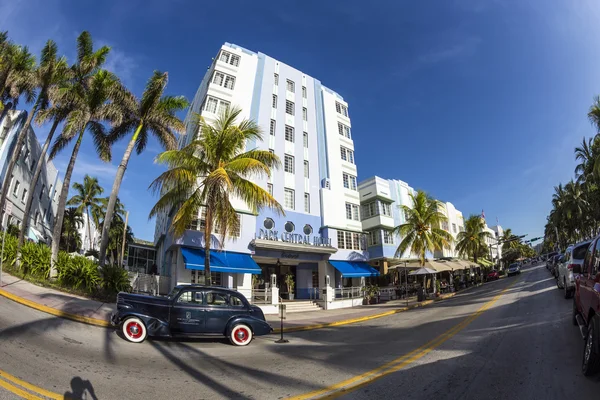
[
  {"x1": 181, "y1": 247, "x2": 262, "y2": 274},
  {"x1": 329, "y1": 260, "x2": 380, "y2": 278}
]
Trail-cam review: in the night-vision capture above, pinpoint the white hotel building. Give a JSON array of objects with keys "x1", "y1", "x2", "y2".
[{"x1": 154, "y1": 43, "x2": 378, "y2": 312}]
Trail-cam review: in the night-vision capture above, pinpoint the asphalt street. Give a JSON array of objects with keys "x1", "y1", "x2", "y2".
[{"x1": 0, "y1": 263, "x2": 597, "y2": 399}]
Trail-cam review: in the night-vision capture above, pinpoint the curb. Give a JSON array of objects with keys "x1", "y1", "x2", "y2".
[
  {"x1": 0, "y1": 287, "x2": 459, "y2": 333},
  {"x1": 272, "y1": 292, "x2": 457, "y2": 334},
  {"x1": 0, "y1": 287, "x2": 111, "y2": 328}
]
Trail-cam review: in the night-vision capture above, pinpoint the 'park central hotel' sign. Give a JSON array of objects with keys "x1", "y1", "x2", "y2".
[{"x1": 256, "y1": 229, "x2": 332, "y2": 247}]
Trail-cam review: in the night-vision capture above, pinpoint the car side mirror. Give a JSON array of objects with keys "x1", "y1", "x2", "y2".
[{"x1": 572, "y1": 264, "x2": 582, "y2": 274}]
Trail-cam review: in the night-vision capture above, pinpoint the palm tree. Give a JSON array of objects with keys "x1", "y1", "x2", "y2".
[
  {"x1": 149, "y1": 106, "x2": 283, "y2": 285},
  {"x1": 66, "y1": 175, "x2": 104, "y2": 250},
  {"x1": 0, "y1": 42, "x2": 35, "y2": 115},
  {"x1": 98, "y1": 70, "x2": 187, "y2": 266},
  {"x1": 61, "y1": 207, "x2": 84, "y2": 253},
  {"x1": 500, "y1": 228, "x2": 519, "y2": 251},
  {"x1": 106, "y1": 213, "x2": 133, "y2": 265},
  {"x1": 574, "y1": 136, "x2": 596, "y2": 183},
  {"x1": 392, "y1": 190, "x2": 453, "y2": 265},
  {"x1": 455, "y1": 215, "x2": 491, "y2": 263},
  {"x1": 47, "y1": 32, "x2": 117, "y2": 278},
  {"x1": 587, "y1": 97, "x2": 600, "y2": 179}
]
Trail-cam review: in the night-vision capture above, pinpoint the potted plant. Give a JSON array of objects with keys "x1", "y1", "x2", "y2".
[
  {"x1": 363, "y1": 284, "x2": 379, "y2": 304},
  {"x1": 284, "y1": 273, "x2": 295, "y2": 300}
]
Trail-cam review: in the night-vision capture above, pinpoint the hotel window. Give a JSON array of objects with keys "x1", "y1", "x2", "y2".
[
  {"x1": 441, "y1": 221, "x2": 449, "y2": 231},
  {"x1": 43, "y1": 208, "x2": 47, "y2": 221},
  {"x1": 340, "y1": 146, "x2": 354, "y2": 164},
  {"x1": 212, "y1": 71, "x2": 224, "y2": 86},
  {"x1": 22, "y1": 148, "x2": 29, "y2": 162},
  {"x1": 224, "y1": 75, "x2": 235, "y2": 90},
  {"x1": 302, "y1": 107, "x2": 307, "y2": 121},
  {"x1": 272, "y1": 94, "x2": 277, "y2": 109},
  {"x1": 286, "y1": 79, "x2": 295, "y2": 93},
  {"x1": 267, "y1": 183, "x2": 273, "y2": 196},
  {"x1": 286, "y1": 100, "x2": 294, "y2": 115},
  {"x1": 34, "y1": 211, "x2": 39, "y2": 226},
  {"x1": 213, "y1": 219, "x2": 241, "y2": 237},
  {"x1": 342, "y1": 173, "x2": 357, "y2": 190},
  {"x1": 21, "y1": 188, "x2": 27, "y2": 202},
  {"x1": 337, "y1": 231, "x2": 345, "y2": 248},
  {"x1": 39, "y1": 184, "x2": 45, "y2": 201},
  {"x1": 335, "y1": 102, "x2": 349, "y2": 117},
  {"x1": 284, "y1": 188, "x2": 295, "y2": 209},
  {"x1": 30, "y1": 158, "x2": 35, "y2": 171},
  {"x1": 452, "y1": 223, "x2": 457, "y2": 233},
  {"x1": 345, "y1": 203, "x2": 359, "y2": 221},
  {"x1": 274, "y1": 73, "x2": 279, "y2": 85},
  {"x1": 203, "y1": 96, "x2": 229, "y2": 115},
  {"x1": 361, "y1": 202, "x2": 376, "y2": 219},
  {"x1": 12, "y1": 179, "x2": 19, "y2": 196},
  {"x1": 285, "y1": 125, "x2": 295, "y2": 142},
  {"x1": 383, "y1": 230, "x2": 394, "y2": 245},
  {"x1": 368, "y1": 231, "x2": 380, "y2": 246},
  {"x1": 304, "y1": 160, "x2": 309, "y2": 178},
  {"x1": 302, "y1": 86, "x2": 307, "y2": 98},
  {"x1": 381, "y1": 202, "x2": 392, "y2": 217},
  {"x1": 270, "y1": 119, "x2": 276, "y2": 136},
  {"x1": 337, "y1": 122, "x2": 351, "y2": 139},
  {"x1": 303, "y1": 132, "x2": 308, "y2": 148},
  {"x1": 219, "y1": 50, "x2": 240, "y2": 67},
  {"x1": 304, "y1": 193, "x2": 310, "y2": 213},
  {"x1": 284, "y1": 154, "x2": 294, "y2": 173}
]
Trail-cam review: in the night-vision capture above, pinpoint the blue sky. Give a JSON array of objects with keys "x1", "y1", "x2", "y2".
[{"x1": 2, "y1": 0, "x2": 600, "y2": 242}]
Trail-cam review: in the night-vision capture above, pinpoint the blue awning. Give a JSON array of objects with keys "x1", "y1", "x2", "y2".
[
  {"x1": 181, "y1": 247, "x2": 262, "y2": 274},
  {"x1": 329, "y1": 260, "x2": 380, "y2": 277}
]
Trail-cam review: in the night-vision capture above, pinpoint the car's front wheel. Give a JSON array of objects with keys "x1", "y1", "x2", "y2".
[
  {"x1": 230, "y1": 324, "x2": 253, "y2": 346},
  {"x1": 121, "y1": 317, "x2": 147, "y2": 343},
  {"x1": 583, "y1": 315, "x2": 600, "y2": 376}
]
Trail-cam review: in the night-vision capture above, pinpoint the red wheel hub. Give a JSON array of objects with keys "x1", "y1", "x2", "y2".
[
  {"x1": 126, "y1": 321, "x2": 143, "y2": 339},
  {"x1": 236, "y1": 327, "x2": 249, "y2": 343}
]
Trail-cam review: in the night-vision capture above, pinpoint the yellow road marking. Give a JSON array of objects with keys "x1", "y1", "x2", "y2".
[
  {"x1": 0, "y1": 369, "x2": 62, "y2": 399},
  {"x1": 0, "y1": 377, "x2": 43, "y2": 399},
  {"x1": 289, "y1": 279, "x2": 520, "y2": 399},
  {"x1": 0, "y1": 288, "x2": 110, "y2": 328}
]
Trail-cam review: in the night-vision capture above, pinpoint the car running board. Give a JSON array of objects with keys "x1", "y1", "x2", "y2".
[{"x1": 575, "y1": 314, "x2": 588, "y2": 339}]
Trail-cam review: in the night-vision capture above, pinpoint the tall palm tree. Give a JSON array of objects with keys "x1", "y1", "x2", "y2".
[
  {"x1": 98, "y1": 70, "x2": 187, "y2": 266},
  {"x1": 66, "y1": 175, "x2": 104, "y2": 250},
  {"x1": 94, "y1": 196, "x2": 125, "y2": 230},
  {"x1": 500, "y1": 228, "x2": 519, "y2": 251},
  {"x1": 455, "y1": 215, "x2": 491, "y2": 263},
  {"x1": 574, "y1": 136, "x2": 596, "y2": 183},
  {"x1": 587, "y1": 97, "x2": 600, "y2": 179},
  {"x1": 47, "y1": 32, "x2": 117, "y2": 278},
  {"x1": 149, "y1": 106, "x2": 283, "y2": 285},
  {"x1": 61, "y1": 207, "x2": 84, "y2": 253},
  {"x1": 106, "y1": 213, "x2": 133, "y2": 265},
  {"x1": 0, "y1": 42, "x2": 35, "y2": 114},
  {"x1": 392, "y1": 190, "x2": 452, "y2": 265}
]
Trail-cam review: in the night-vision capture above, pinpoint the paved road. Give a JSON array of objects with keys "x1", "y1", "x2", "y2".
[{"x1": 0, "y1": 263, "x2": 597, "y2": 399}]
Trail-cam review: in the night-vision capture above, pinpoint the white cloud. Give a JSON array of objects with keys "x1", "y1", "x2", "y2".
[
  {"x1": 99, "y1": 42, "x2": 138, "y2": 86},
  {"x1": 55, "y1": 158, "x2": 118, "y2": 182}
]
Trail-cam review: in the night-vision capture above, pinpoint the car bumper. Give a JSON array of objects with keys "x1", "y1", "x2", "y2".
[{"x1": 110, "y1": 312, "x2": 120, "y2": 326}]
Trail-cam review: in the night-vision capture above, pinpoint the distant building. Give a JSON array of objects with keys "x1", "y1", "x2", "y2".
[
  {"x1": 486, "y1": 224, "x2": 504, "y2": 263},
  {"x1": 77, "y1": 211, "x2": 99, "y2": 253},
  {"x1": 0, "y1": 110, "x2": 62, "y2": 242},
  {"x1": 434, "y1": 201, "x2": 465, "y2": 258}
]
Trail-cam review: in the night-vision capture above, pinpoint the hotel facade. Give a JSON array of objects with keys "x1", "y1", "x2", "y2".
[{"x1": 154, "y1": 43, "x2": 378, "y2": 313}]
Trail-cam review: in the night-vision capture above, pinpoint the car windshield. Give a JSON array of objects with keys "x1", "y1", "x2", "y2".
[
  {"x1": 167, "y1": 287, "x2": 180, "y2": 300},
  {"x1": 573, "y1": 244, "x2": 590, "y2": 260}
]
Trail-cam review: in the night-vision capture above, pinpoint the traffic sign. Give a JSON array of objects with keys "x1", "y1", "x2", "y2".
[{"x1": 5, "y1": 201, "x2": 12, "y2": 216}]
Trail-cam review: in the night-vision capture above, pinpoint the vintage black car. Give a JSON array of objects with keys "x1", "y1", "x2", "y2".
[{"x1": 111, "y1": 285, "x2": 272, "y2": 346}]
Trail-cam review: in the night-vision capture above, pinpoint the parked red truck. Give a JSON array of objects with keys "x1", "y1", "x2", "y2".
[{"x1": 573, "y1": 236, "x2": 600, "y2": 376}]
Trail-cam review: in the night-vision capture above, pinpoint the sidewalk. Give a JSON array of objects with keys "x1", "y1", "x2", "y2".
[{"x1": 0, "y1": 272, "x2": 457, "y2": 332}]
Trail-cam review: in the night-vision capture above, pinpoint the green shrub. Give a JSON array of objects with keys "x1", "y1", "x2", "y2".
[
  {"x1": 20, "y1": 241, "x2": 51, "y2": 278},
  {"x1": 56, "y1": 252, "x2": 100, "y2": 293},
  {"x1": 100, "y1": 264, "x2": 131, "y2": 294},
  {"x1": 0, "y1": 233, "x2": 18, "y2": 270}
]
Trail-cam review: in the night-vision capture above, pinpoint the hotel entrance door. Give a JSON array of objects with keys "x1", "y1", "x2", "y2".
[{"x1": 259, "y1": 262, "x2": 296, "y2": 299}]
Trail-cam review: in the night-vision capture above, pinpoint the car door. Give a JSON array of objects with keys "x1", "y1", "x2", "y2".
[
  {"x1": 579, "y1": 240, "x2": 597, "y2": 318},
  {"x1": 203, "y1": 292, "x2": 248, "y2": 334},
  {"x1": 169, "y1": 289, "x2": 205, "y2": 335}
]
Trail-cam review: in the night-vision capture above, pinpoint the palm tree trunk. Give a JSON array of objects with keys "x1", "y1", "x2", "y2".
[
  {"x1": 204, "y1": 207, "x2": 212, "y2": 286},
  {"x1": 99, "y1": 123, "x2": 142, "y2": 267},
  {"x1": 50, "y1": 129, "x2": 85, "y2": 278},
  {"x1": 0, "y1": 103, "x2": 38, "y2": 225},
  {"x1": 86, "y1": 205, "x2": 93, "y2": 251},
  {"x1": 18, "y1": 119, "x2": 60, "y2": 250}
]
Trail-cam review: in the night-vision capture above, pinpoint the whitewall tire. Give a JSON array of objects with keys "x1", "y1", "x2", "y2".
[
  {"x1": 230, "y1": 324, "x2": 253, "y2": 346},
  {"x1": 122, "y1": 317, "x2": 147, "y2": 343}
]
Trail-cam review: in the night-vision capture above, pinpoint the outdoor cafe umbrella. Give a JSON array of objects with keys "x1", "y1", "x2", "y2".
[{"x1": 409, "y1": 267, "x2": 439, "y2": 294}]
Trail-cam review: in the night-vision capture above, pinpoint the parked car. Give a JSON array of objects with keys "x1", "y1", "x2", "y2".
[
  {"x1": 551, "y1": 254, "x2": 563, "y2": 277},
  {"x1": 557, "y1": 240, "x2": 591, "y2": 299},
  {"x1": 546, "y1": 252, "x2": 558, "y2": 270},
  {"x1": 572, "y1": 235, "x2": 600, "y2": 376},
  {"x1": 487, "y1": 270, "x2": 500, "y2": 281},
  {"x1": 507, "y1": 263, "x2": 521, "y2": 276},
  {"x1": 111, "y1": 285, "x2": 273, "y2": 345}
]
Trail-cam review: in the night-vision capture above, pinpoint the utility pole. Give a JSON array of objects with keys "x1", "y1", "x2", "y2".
[{"x1": 119, "y1": 211, "x2": 129, "y2": 268}]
